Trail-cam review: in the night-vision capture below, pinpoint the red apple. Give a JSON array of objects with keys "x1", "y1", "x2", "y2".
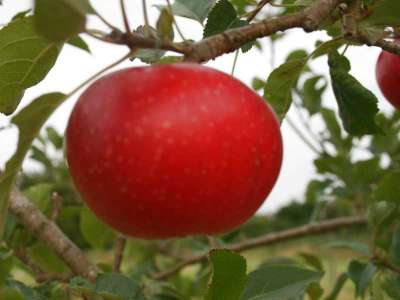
[
  {"x1": 376, "y1": 42, "x2": 400, "y2": 109},
  {"x1": 66, "y1": 63, "x2": 283, "y2": 239}
]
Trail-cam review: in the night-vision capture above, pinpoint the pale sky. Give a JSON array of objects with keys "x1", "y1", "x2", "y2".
[{"x1": 0, "y1": 0, "x2": 392, "y2": 213}]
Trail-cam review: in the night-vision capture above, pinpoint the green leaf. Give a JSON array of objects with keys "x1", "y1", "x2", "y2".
[
  {"x1": 320, "y1": 108, "x2": 345, "y2": 147},
  {"x1": 157, "y1": 9, "x2": 174, "y2": 40},
  {"x1": 285, "y1": 49, "x2": 308, "y2": 62},
  {"x1": 347, "y1": 260, "x2": 377, "y2": 298},
  {"x1": 46, "y1": 126, "x2": 64, "y2": 149},
  {"x1": 264, "y1": 58, "x2": 307, "y2": 121},
  {"x1": 0, "y1": 247, "x2": 13, "y2": 286},
  {"x1": 80, "y1": 206, "x2": 115, "y2": 249},
  {"x1": 302, "y1": 75, "x2": 326, "y2": 115},
  {"x1": 167, "y1": 0, "x2": 216, "y2": 23},
  {"x1": 311, "y1": 38, "x2": 345, "y2": 59},
  {"x1": 5, "y1": 280, "x2": 46, "y2": 300},
  {"x1": 0, "y1": 17, "x2": 62, "y2": 115},
  {"x1": 344, "y1": 158, "x2": 384, "y2": 197},
  {"x1": 23, "y1": 183, "x2": 53, "y2": 212},
  {"x1": 154, "y1": 56, "x2": 184, "y2": 64},
  {"x1": 34, "y1": 0, "x2": 94, "y2": 41},
  {"x1": 293, "y1": 0, "x2": 314, "y2": 6},
  {"x1": 205, "y1": 249, "x2": 247, "y2": 300},
  {"x1": 95, "y1": 273, "x2": 141, "y2": 300},
  {"x1": 328, "y1": 51, "x2": 382, "y2": 136},
  {"x1": 28, "y1": 242, "x2": 69, "y2": 273},
  {"x1": 202, "y1": 0, "x2": 254, "y2": 52},
  {"x1": 204, "y1": 0, "x2": 237, "y2": 38},
  {"x1": 0, "y1": 92, "x2": 65, "y2": 237},
  {"x1": 327, "y1": 241, "x2": 370, "y2": 256},
  {"x1": 11, "y1": 9, "x2": 32, "y2": 21},
  {"x1": 305, "y1": 180, "x2": 330, "y2": 203},
  {"x1": 373, "y1": 170, "x2": 400, "y2": 203},
  {"x1": 298, "y1": 252, "x2": 324, "y2": 271},
  {"x1": 67, "y1": 35, "x2": 91, "y2": 53},
  {"x1": 50, "y1": 284, "x2": 70, "y2": 300},
  {"x1": 314, "y1": 154, "x2": 348, "y2": 179},
  {"x1": 391, "y1": 225, "x2": 400, "y2": 266},
  {"x1": 368, "y1": 201, "x2": 396, "y2": 228},
  {"x1": 229, "y1": 19, "x2": 255, "y2": 53},
  {"x1": 251, "y1": 77, "x2": 265, "y2": 91},
  {"x1": 363, "y1": 0, "x2": 400, "y2": 26},
  {"x1": 69, "y1": 276, "x2": 95, "y2": 294},
  {"x1": 306, "y1": 282, "x2": 323, "y2": 300},
  {"x1": 241, "y1": 264, "x2": 323, "y2": 300},
  {"x1": 133, "y1": 26, "x2": 166, "y2": 63},
  {"x1": 382, "y1": 274, "x2": 400, "y2": 299},
  {"x1": 0, "y1": 288, "x2": 25, "y2": 300},
  {"x1": 325, "y1": 273, "x2": 348, "y2": 300}
]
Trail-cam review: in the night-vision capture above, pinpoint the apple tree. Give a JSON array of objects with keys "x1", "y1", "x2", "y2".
[{"x1": 0, "y1": 0, "x2": 400, "y2": 299}]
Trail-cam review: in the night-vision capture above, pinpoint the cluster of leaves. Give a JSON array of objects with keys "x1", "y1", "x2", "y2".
[
  {"x1": 265, "y1": 44, "x2": 400, "y2": 298},
  {"x1": 0, "y1": 126, "x2": 325, "y2": 299}
]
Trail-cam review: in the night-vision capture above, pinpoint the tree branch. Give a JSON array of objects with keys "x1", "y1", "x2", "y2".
[
  {"x1": 9, "y1": 189, "x2": 99, "y2": 281},
  {"x1": 184, "y1": 0, "x2": 342, "y2": 62},
  {"x1": 184, "y1": 12, "x2": 306, "y2": 62},
  {"x1": 113, "y1": 234, "x2": 127, "y2": 273},
  {"x1": 152, "y1": 216, "x2": 366, "y2": 280},
  {"x1": 85, "y1": 0, "x2": 400, "y2": 62},
  {"x1": 14, "y1": 248, "x2": 72, "y2": 283}
]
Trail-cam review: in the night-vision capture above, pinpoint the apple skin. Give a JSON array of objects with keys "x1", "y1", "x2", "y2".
[
  {"x1": 66, "y1": 63, "x2": 283, "y2": 239},
  {"x1": 376, "y1": 44, "x2": 400, "y2": 109}
]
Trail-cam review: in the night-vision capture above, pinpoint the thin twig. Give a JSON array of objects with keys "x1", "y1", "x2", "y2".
[
  {"x1": 246, "y1": 0, "x2": 272, "y2": 22},
  {"x1": 231, "y1": 50, "x2": 240, "y2": 75},
  {"x1": 379, "y1": 259, "x2": 400, "y2": 275},
  {"x1": 120, "y1": 0, "x2": 132, "y2": 35},
  {"x1": 286, "y1": 116, "x2": 322, "y2": 155},
  {"x1": 152, "y1": 216, "x2": 366, "y2": 280},
  {"x1": 14, "y1": 248, "x2": 45, "y2": 276},
  {"x1": 291, "y1": 95, "x2": 329, "y2": 154},
  {"x1": 66, "y1": 51, "x2": 134, "y2": 98},
  {"x1": 142, "y1": 0, "x2": 150, "y2": 27},
  {"x1": 113, "y1": 234, "x2": 127, "y2": 273},
  {"x1": 91, "y1": 7, "x2": 120, "y2": 32},
  {"x1": 14, "y1": 247, "x2": 72, "y2": 283},
  {"x1": 207, "y1": 236, "x2": 219, "y2": 249},
  {"x1": 85, "y1": 31, "x2": 116, "y2": 44}
]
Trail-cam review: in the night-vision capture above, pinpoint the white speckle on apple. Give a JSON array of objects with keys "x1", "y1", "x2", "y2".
[
  {"x1": 105, "y1": 147, "x2": 113, "y2": 157},
  {"x1": 162, "y1": 120, "x2": 172, "y2": 128},
  {"x1": 124, "y1": 121, "x2": 132, "y2": 129},
  {"x1": 200, "y1": 105, "x2": 208, "y2": 112},
  {"x1": 135, "y1": 126, "x2": 144, "y2": 136}
]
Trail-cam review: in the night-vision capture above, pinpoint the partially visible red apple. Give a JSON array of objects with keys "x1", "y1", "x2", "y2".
[
  {"x1": 376, "y1": 42, "x2": 400, "y2": 109},
  {"x1": 66, "y1": 63, "x2": 283, "y2": 239}
]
